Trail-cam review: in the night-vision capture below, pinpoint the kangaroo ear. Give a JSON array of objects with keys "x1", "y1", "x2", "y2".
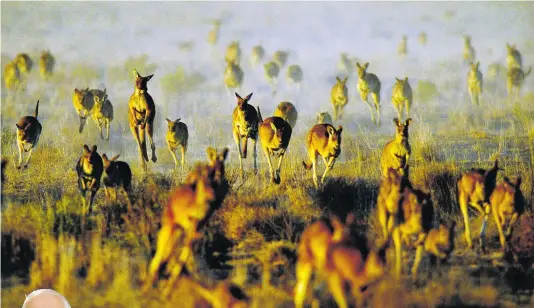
[
  {"x1": 244, "y1": 93, "x2": 253, "y2": 101},
  {"x1": 396, "y1": 77, "x2": 401, "y2": 82},
  {"x1": 111, "y1": 154, "x2": 120, "y2": 161},
  {"x1": 175, "y1": 118, "x2": 181, "y2": 123},
  {"x1": 343, "y1": 76, "x2": 348, "y2": 83},
  {"x1": 15, "y1": 123, "x2": 23, "y2": 130},
  {"x1": 220, "y1": 147, "x2": 229, "y2": 161},
  {"x1": 356, "y1": 62, "x2": 361, "y2": 69},
  {"x1": 145, "y1": 74, "x2": 154, "y2": 81},
  {"x1": 235, "y1": 92, "x2": 242, "y2": 100},
  {"x1": 207, "y1": 147, "x2": 217, "y2": 162},
  {"x1": 514, "y1": 176, "x2": 522, "y2": 187},
  {"x1": 363, "y1": 62, "x2": 369, "y2": 69},
  {"x1": 91, "y1": 145, "x2": 97, "y2": 153},
  {"x1": 327, "y1": 125, "x2": 335, "y2": 135},
  {"x1": 166, "y1": 118, "x2": 172, "y2": 124},
  {"x1": 74, "y1": 88, "x2": 80, "y2": 94},
  {"x1": 336, "y1": 76, "x2": 341, "y2": 83},
  {"x1": 133, "y1": 69, "x2": 141, "y2": 79},
  {"x1": 405, "y1": 77, "x2": 409, "y2": 83},
  {"x1": 83, "y1": 144, "x2": 90, "y2": 154},
  {"x1": 102, "y1": 153, "x2": 109, "y2": 161}
]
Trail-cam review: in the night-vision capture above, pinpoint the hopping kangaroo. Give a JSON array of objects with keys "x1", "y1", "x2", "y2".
[
  {"x1": 397, "y1": 35, "x2": 408, "y2": 56},
  {"x1": 73, "y1": 88, "x2": 94, "y2": 133},
  {"x1": 463, "y1": 35, "x2": 476, "y2": 64},
  {"x1": 467, "y1": 61, "x2": 483, "y2": 105},
  {"x1": 381, "y1": 118, "x2": 412, "y2": 178},
  {"x1": 232, "y1": 92, "x2": 259, "y2": 176},
  {"x1": 128, "y1": 69, "x2": 157, "y2": 170},
  {"x1": 303, "y1": 124, "x2": 343, "y2": 188},
  {"x1": 144, "y1": 167, "x2": 216, "y2": 294},
  {"x1": 166, "y1": 117, "x2": 189, "y2": 171},
  {"x1": 14, "y1": 53, "x2": 33, "y2": 74},
  {"x1": 457, "y1": 159, "x2": 500, "y2": 249},
  {"x1": 258, "y1": 108, "x2": 292, "y2": 184},
  {"x1": 331, "y1": 76, "x2": 348, "y2": 121},
  {"x1": 250, "y1": 44, "x2": 265, "y2": 67},
  {"x1": 101, "y1": 153, "x2": 132, "y2": 200},
  {"x1": 506, "y1": 43, "x2": 522, "y2": 70},
  {"x1": 316, "y1": 111, "x2": 333, "y2": 125},
  {"x1": 15, "y1": 100, "x2": 42, "y2": 169},
  {"x1": 92, "y1": 92, "x2": 114, "y2": 140},
  {"x1": 273, "y1": 50, "x2": 289, "y2": 68},
  {"x1": 39, "y1": 50, "x2": 55, "y2": 80},
  {"x1": 378, "y1": 168, "x2": 434, "y2": 278},
  {"x1": 225, "y1": 41, "x2": 242, "y2": 65},
  {"x1": 294, "y1": 216, "x2": 388, "y2": 308},
  {"x1": 76, "y1": 145, "x2": 104, "y2": 215},
  {"x1": 391, "y1": 77, "x2": 413, "y2": 120},
  {"x1": 224, "y1": 60, "x2": 244, "y2": 94},
  {"x1": 357, "y1": 62, "x2": 382, "y2": 125},
  {"x1": 273, "y1": 101, "x2": 298, "y2": 128},
  {"x1": 264, "y1": 61, "x2": 280, "y2": 94},
  {"x1": 286, "y1": 64, "x2": 303, "y2": 90},
  {"x1": 490, "y1": 176, "x2": 525, "y2": 250},
  {"x1": 507, "y1": 66, "x2": 531, "y2": 99},
  {"x1": 4, "y1": 61, "x2": 20, "y2": 94}
]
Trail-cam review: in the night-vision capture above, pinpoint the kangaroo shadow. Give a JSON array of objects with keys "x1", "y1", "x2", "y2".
[
  {"x1": 1, "y1": 233, "x2": 35, "y2": 284},
  {"x1": 426, "y1": 170, "x2": 459, "y2": 219}
]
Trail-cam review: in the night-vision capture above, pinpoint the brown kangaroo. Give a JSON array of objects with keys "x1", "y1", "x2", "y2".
[
  {"x1": 302, "y1": 124, "x2": 343, "y2": 188},
  {"x1": 457, "y1": 159, "x2": 500, "y2": 249},
  {"x1": 15, "y1": 100, "x2": 42, "y2": 169},
  {"x1": 258, "y1": 108, "x2": 292, "y2": 184},
  {"x1": 128, "y1": 69, "x2": 157, "y2": 170},
  {"x1": 101, "y1": 153, "x2": 132, "y2": 200},
  {"x1": 232, "y1": 92, "x2": 259, "y2": 176},
  {"x1": 490, "y1": 176, "x2": 525, "y2": 250},
  {"x1": 76, "y1": 145, "x2": 104, "y2": 215}
]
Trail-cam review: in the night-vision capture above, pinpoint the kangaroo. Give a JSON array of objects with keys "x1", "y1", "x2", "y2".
[
  {"x1": 356, "y1": 62, "x2": 382, "y2": 125},
  {"x1": 273, "y1": 50, "x2": 289, "y2": 68},
  {"x1": 337, "y1": 53, "x2": 355, "y2": 75},
  {"x1": 181, "y1": 274, "x2": 250, "y2": 308},
  {"x1": 377, "y1": 168, "x2": 410, "y2": 242},
  {"x1": 225, "y1": 41, "x2": 242, "y2": 65},
  {"x1": 385, "y1": 170, "x2": 434, "y2": 278},
  {"x1": 76, "y1": 145, "x2": 104, "y2": 215},
  {"x1": 507, "y1": 66, "x2": 531, "y2": 99},
  {"x1": 145, "y1": 167, "x2": 217, "y2": 294},
  {"x1": 316, "y1": 111, "x2": 333, "y2": 125},
  {"x1": 92, "y1": 92, "x2": 114, "y2": 140},
  {"x1": 264, "y1": 61, "x2": 280, "y2": 94},
  {"x1": 73, "y1": 88, "x2": 93, "y2": 133},
  {"x1": 398, "y1": 35, "x2": 408, "y2": 56},
  {"x1": 331, "y1": 76, "x2": 348, "y2": 121},
  {"x1": 490, "y1": 176, "x2": 525, "y2": 250},
  {"x1": 232, "y1": 92, "x2": 259, "y2": 176},
  {"x1": 128, "y1": 69, "x2": 157, "y2": 170},
  {"x1": 250, "y1": 45, "x2": 265, "y2": 67},
  {"x1": 207, "y1": 20, "x2": 221, "y2": 46},
  {"x1": 39, "y1": 50, "x2": 55, "y2": 80},
  {"x1": 381, "y1": 118, "x2": 412, "y2": 179},
  {"x1": 224, "y1": 60, "x2": 244, "y2": 94},
  {"x1": 15, "y1": 100, "x2": 42, "y2": 169},
  {"x1": 14, "y1": 53, "x2": 33, "y2": 74},
  {"x1": 258, "y1": 108, "x2": 292, "y2": 184},
  {"x1": 391, "y1": 77, "x2": 413, "y2": 120},
  {"x1": 303, "y1": 124, "x2": 343, "y2": 188},
  {"x1": 418, "y1": 32, "x2": 427, "y2": 46},
  {"x1": 286, "y1": 64, "x2": 303, "y2": 90},
  {"x1": 273, "y1": 101, "x2": 298, "y2": 128},
  {"x1": 506, "y1": 43, "x2": 522, "y2": 70},
  {"x1": 424, "y1": 221, "x2": 456, "y2": 266},
  {"x1": 463, "y1": 35, "x2": 476, "y2": 64},
  {"x1": 294, "y1": 216, "x2": 388, "y2": 308},
  {"x1": 166, "y1": 118, "x2": 189, "y2": 171},
  {"x1": 101, "y1": 153, "x2": 132, "y2": 200},
  {"x1": 457, "y1": 159, "x2": 500, "y2": 249},
  {"x1": 4, "y1": 61, "x2": 20, "y2": 93},
  {"x1": 467, "y1": 61, "x2": 483, "y2": 105}
]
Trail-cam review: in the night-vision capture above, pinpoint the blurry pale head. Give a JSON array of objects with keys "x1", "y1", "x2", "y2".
[{"x1": 22, "y1": 289, "x2": 71, "y2": 308}]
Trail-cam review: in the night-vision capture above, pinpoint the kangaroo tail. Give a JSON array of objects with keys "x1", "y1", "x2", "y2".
[{"x1": 34, "y1": 100, "x2": 39, "y2": 118}]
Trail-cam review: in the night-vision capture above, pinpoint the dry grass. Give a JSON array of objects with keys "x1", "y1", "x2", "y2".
[{"x1": 2, "y1": 53, "x2": 534, "y2": 308}]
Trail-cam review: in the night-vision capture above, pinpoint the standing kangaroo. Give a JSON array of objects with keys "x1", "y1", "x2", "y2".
[
  {"x1": 391, "y1": 77, "x2": 413, "y2": 120},
  {"x1": 467, "y1": 62, "x2": 483, "y2": 105},
  {"x1": 356, "y1": 62, "x2": 381, "y2": 126},
  {"x1": 331, "y1": 76, "x2": 348, "y2": 121},
  {"x1": 128, "y1": 69, "x2": 157, "y2": 170}
]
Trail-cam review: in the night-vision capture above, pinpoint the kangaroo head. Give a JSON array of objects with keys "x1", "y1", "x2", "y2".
[
  {"x1": 464, "y1": 35, "x2": 471, "y2": 44},
  {"x1": 102, "y1": 153, "x2": 120, "y2": 170},
  {"x1": 356, "y1": 62, "x2": 369, "y2": 78},
  {"x1": 327, "y1": 125, "x2": 343, "y2": 154},
  {"x1": 166, "y1": 118, "x2": 181, "y2": 131},
  {"x1": 235, "y1": 92, "x2": 253, "y2": 111},
  {"x1": 206, "y1": 147, "x2": 229, "y2": 185},
  {"x1": 335, "y1": 75, "x2": 349, "y2": 86},
  {"x1": 133, "y1": 69, "x2": 154, "y2": 91},
  {"x1": 82, "y1": 144, "x2": 100, "y2": 173},
  {"x1": 393, "y1": 117, "x2": 412, "y2": 138}
]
